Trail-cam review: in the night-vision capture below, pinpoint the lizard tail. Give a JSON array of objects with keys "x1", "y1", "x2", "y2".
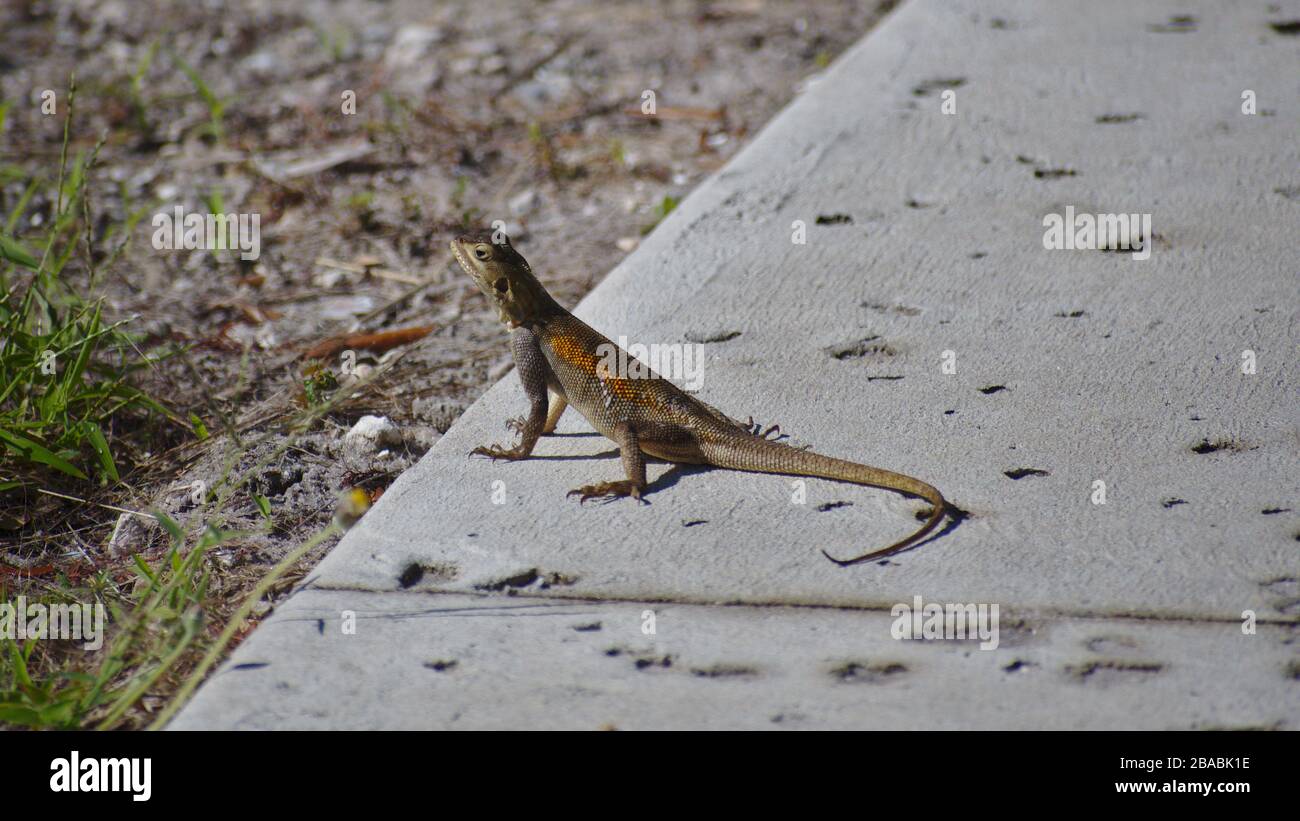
[{"x1": 701, "y1": 434, "x2": 949, "y2": 567}]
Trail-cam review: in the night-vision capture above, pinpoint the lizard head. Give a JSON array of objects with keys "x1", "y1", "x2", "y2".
[{"x1": 451, "y1": 232, "x2": 560, "y2": 328}]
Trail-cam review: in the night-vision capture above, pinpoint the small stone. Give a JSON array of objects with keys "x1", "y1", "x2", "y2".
[
  {"x1": 108, "y1": 513, "x2": 157, "y2": 557},
  {"x1": 312, "y1": 267, "x2": 347, "y2": 289},
  {"x1": 385, "y1": 25, "x2": 442, "y2": 69},
  {"x1": 345, "y1": 415, "x2": 403, "y2": 450},
  {"x1": 449, "y1": 57, "x2": 478, "y2": 76},
  {"x1": 508, "y1": 189, "x2": 540, "y2": 216},
  {"x1": 384, "y1": 26, "x2": 444, "y2": 93},
  {"x1": 462, "y1": 38, "x2": 499, "y2": 57},
  {"x1": 347, "y1": 363, "x2": 375, "y2": 382},
  {"x1": 242, "y1": 51, "x2": 285, "y2": 76}
]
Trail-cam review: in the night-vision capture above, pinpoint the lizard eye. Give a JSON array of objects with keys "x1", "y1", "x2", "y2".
[{"x1": 473, "y1": 245, "x2": 491, "y2": 260}]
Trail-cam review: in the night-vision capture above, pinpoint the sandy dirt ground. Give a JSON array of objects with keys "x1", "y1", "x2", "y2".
[{"x1": 0, "y1": 0, "x2": 896, "y2": 726}]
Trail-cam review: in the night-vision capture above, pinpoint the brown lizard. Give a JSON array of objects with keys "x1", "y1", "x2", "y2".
[{"x1": 451, "y1": 232, "x2": 952, "y2": 565}]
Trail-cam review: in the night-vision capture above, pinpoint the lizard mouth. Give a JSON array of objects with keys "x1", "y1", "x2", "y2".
[
  {"x1": 450, "y1": 240, "x2": 479, "y2": 278},
  {"x1": 449, "y1": 239, "x2": 470, "y2": 272},
  {"x1": 450, "y1": 240, "x2": 499, "y2": 301}
]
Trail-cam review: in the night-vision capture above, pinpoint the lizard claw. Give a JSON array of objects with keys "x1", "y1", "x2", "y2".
[
  {"x1": 505, "y1": 416, "x2": 528, "y2": 434},
  {"x1": 567, "y1": 481, "x2": 644, "y2": 504},
  {"x1": 743, "y1": 416, "x2": 785, "y2": 440},
  {"x1": 471, "y1": 443, "x2": 528, "y2": 461}
]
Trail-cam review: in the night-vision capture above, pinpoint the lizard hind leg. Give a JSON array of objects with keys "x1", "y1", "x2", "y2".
[
  {"x1": 742, "y1": 416, "x2": 787, "y2": 441},
  {"x1": 567, "y1": 423, "x2": 647, "y2": 504},
  {"x1": 542, "y1": 392, "x2": 567, "y2": 434},
  {"x1": 567, "y1": 479, "x2": 643, "y2": 504}
]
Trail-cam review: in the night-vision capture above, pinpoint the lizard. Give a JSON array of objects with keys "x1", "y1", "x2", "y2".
[{"x1": 450, "y1": 232, "x2": 953, "y2": 566}]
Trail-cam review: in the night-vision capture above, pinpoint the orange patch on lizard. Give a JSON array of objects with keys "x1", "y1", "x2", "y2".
[
  {"x1": 548, "y1": 333, "x2": 599, "y2": 375},
  {"x1": 595, "y1": 361, "x2": 639, "y2": 402},
  {"x1": 549, "y1": 333, "x2": 641, "y2": 402}
]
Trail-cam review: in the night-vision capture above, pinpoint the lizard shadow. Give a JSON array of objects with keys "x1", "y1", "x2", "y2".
[
  {"x1": 652, "y1": 462, "x2": 972, "y2": 562},
  {"x1": 646, "y1": 462, "x2": 712, "y2": 492},
  {"x1": 519, "y1": 452, "x2": 709, "y2": 493},
  {"x1": 838, "y1": 502, "x2": 970, "y2": 565},
  {"x1": 883, "y1": 502, "x2": 970, "y2": 559},
  {"x1": 513, "y1": 452, "x2": 617, "y2": 462},
  {"x1": 516, "y1": 446, "x2": 970, "y2": 559},
  {"x1": 652, "y1": 465, "x2": 970, "y2": 567}
]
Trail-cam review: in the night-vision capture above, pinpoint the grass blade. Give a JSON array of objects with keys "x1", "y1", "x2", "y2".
[{"x1": 0, "y1": 428, "x2": 87, "y2": 479}]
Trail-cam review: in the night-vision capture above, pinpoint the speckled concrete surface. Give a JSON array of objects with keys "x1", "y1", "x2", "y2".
[{"x1": 172, "y1": 0, "x2": 1300, "y2": 729}]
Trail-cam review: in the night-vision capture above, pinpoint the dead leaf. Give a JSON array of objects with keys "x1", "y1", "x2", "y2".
[{"x1": 302, "y1": 324, "x2": 436, "y2": 361}]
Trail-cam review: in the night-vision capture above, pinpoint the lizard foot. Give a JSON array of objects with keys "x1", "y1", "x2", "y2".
[
  {"x1": 566, "y1": 480, "x2": 644, "y2": 504},
  {"x1": 470, "y1": 443, "x2": 529, "y2": 461},
  {"x1": 509, "y1": 416, "x2": 559, "y2": 437},
  {"x1": 744, "y1": 416, "x2": 786, "y2": 441},
  {"x1": 504, "y1": 416, "x2": 529, "y2": 434}
]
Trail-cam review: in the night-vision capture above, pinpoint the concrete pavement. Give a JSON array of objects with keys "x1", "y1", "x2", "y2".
[{"x1": 171, "y1": 0, "x2": 1299, "y2": 730}]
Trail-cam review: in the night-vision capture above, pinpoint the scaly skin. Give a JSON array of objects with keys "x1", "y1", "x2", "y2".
[{"x1": 451, "y1": 232, "x2": 951, "y2": 565}]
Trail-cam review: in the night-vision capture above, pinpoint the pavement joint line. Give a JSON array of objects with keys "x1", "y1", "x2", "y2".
[{"x1": 298, "y1": 582, "x2": 1300, "y2": 628}]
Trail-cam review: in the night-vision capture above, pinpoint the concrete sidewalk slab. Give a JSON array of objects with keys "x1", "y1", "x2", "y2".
[
  {"x1": 173, "y1": 0, "x2": 1300, "y2": 729},
  {"x1": 169, "y1": 589, "x2": 1297, "y2": 730},
  {"x1": 305, "y1": 0, "x2": 1298, "y2": 617}
]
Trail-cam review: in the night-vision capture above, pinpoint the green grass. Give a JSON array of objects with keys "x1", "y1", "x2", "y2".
[
  {"x1": 0, "y1": 66, "x2": 388, "y2": 730},
  {"x1": 170, "y1": 51, "x2": 227, "y2": 144},
  {"x1": 0, "y1": 513, "x2": 212, "y2": 728},
  {"x1": 0, "y1": 76, "x2": 174, "y2": 487},
  {"x1": 128, "y1": 39, "x2": 161, "y2": 141},
  {"x1": 311, "y1": 23, "x2": 354, "y2": 63},
  {"x1": 345, "y1": 189, "x2": 377, "y2": 229},
  {"x1": 0, "y1": 365, "x2": 379, "y2": 727},
  {"x1": 641, "y1": 194, "x2": 680, "y2": 235},
  {"x1": 0, "y1": 76, "x2": 221, "y2": 729}
]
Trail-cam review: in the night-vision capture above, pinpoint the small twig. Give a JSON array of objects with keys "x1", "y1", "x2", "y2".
[
  {"x1": 36, "y1": 487, "x2": 159, "y2": 521},
  {"x1": 315, "y1": 256, "x2": 424, "y2": 285},
  {"x1": 622, "y1": 104, "x2": 725, "y2": 121},
  {"x1": 496, "y1": 34, "x2": 576, "y2": 98},
  {"x1": 355, "y1": 278, "x2": 466, "y2": 327}
]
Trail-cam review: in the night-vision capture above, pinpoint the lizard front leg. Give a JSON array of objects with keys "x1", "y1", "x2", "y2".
[
  {"x1": 506, "y1": 390, "x2": 567, "y2": 436},
  {"x1": 472, "y1": 326, "x2": 551, "y2": 461},
  {"x1": 567, "y1": 422, "x2": 647, "y2": 503}
]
